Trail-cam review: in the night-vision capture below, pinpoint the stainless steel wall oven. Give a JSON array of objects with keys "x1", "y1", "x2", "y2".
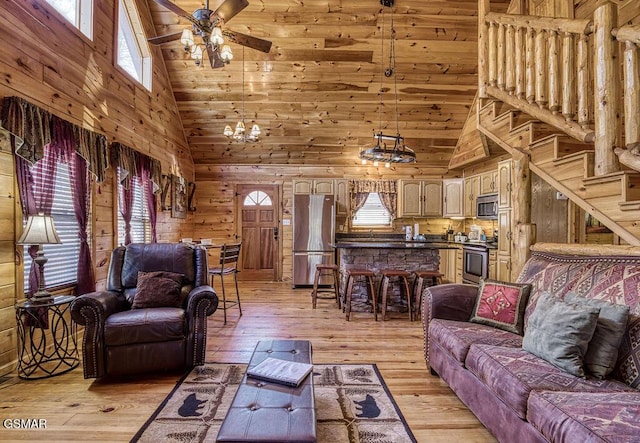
[{"x1": 462, "y1": 244, "x2": 489, "y2": 284}]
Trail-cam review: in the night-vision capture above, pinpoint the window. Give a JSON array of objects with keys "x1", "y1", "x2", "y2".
[
  {"x1": 244, "y1": 191, "x2": 272, "y2": 206},
  {"x1": 45, "y1": 0, "x2": 93, "y2": 38},
  {"x1": 352, "y1": 193, "x2": 392, "y2": 227},
  {"x1": 117, "y1": 0, "x2": 152, "y2": 90},
  {"x1": 117, "y1": 172, "x2": 151, "y2": 245},
  {"x1": 23, "y1": 163, "x2": 80, "y2": 290}
]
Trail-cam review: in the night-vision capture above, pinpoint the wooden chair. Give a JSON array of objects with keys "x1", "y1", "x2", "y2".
[
  {"x1": 344, "y1": 269, "x2": 378, "y2": 321},
  {"x1": 379, "y1": 269, "x2": 412, "y2": 321},
  {"x1": 311, "y1": 263, "x2": 340, "y2": 308},
  {"x1": 413, "y1": 270, "x2": 443, "y2": 319},
  {"x1": 209, "y1": 242, "x2": 242, "y2": 324}
]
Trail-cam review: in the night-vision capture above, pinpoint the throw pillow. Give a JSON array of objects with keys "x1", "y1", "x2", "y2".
[
  {"x1": 522, "y1": 291, "x2": 600, "y2": 378},
  {"x1": 132, "y1": 271, "x2": 184, "y2": 309},
  {"x1": 469, "y1": 278, "x2": 532, "y2": 335},
  {"x1": 614, "y1": 315, "x2": 640, "y2": 389},
  {"x1": 564, "y1": 292, "x2": 630, "y2": 379}
]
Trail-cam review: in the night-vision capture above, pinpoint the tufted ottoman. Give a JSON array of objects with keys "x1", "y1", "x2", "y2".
[{"x1": 216, "y1": 339, "x2": 316, "y2": 442}]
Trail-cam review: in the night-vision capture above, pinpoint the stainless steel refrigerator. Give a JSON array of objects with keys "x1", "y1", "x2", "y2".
[{"x1": 293, "y1": 194, "x2": 335, "y2": 287}]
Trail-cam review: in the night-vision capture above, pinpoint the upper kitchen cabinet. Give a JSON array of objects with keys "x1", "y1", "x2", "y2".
[
  {"x1": 293, "y1": 179, "x2": 334, "y2": 195},
  {"x1": 464, "y1": 175, "x2": 480, "y2": 218},
  {"x1": 335, "y1": 179, "x2": 350, "y2": 217},
  {"x1": 397, "y1": 180, "x2": 442, "y2": 217},
  {"x1": 480, "y1": 170, "x2": 498, "y2": 195},
  {"x1": 443, "y1": 178, "x2": 464, "y2": 218},
  {"x1": 498, "y1": 160, "x2": 513, "y2": 208}
]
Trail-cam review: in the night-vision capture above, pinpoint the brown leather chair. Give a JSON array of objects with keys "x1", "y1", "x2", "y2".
[{"x1": 71, "y1": 243, "x2": 218, "y2": 379}]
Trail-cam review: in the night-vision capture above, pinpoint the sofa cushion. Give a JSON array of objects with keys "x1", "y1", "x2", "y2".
[
  {"x1": 522, "y1": 291, "x2": 600, "y2": 377},
  {"x1": 429, "y1": 319, "x2": 522, "y2": 365},
  {"x1": 528, "y1": 391, "x2": 640, "y2": 443},
  {"x1": 614, "y1": 315, "x2": 640, "y2": 388},
  {"x1": 132, "y1": 271, "x2": 185, "y2": 309},
  {"x1": 565, "y1": 292, "x2": 630, "y2": 379},
  {"x1": 470, "y1": 278, "x2": 531, "y2": 335},
  {"x1": 104, "y1": 308, "x2": 186, "y2": 346},
  {"x1": 465, "y1": 345, "x2": 633, "y2": 420}
]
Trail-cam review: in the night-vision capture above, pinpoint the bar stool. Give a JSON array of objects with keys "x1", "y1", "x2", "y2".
[
  {"x1": 379, "y1": 269, "x2": 412, "y2": 321},
  {"x1": 413, "y1": 270, "x2": 444, "y2": 319},
  {"x1": 311, "y1": 264, "x2": 340, "y2": 309},
  {"x1": 208, "y1": 242, "x2": 242, "y2": 325},
  {"x1": 344, "y1": 269, "x2": 377, "y2": 321}
]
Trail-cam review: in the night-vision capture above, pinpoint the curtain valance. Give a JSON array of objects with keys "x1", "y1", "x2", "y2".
[
  {"x1": 110, "y1": 142, "x2": 162, "y2": 193},
  {"x1": 1, "y1": 96, "x2": 108, "y2": 182},
  {"x1": 350, "y1": 179, "x2": 397, "y2": 194},
  {"x1": 349, "y1": 179, "x2": 398, "y2": 219}
]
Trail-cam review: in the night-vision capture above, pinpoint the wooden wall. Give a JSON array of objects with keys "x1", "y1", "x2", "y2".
[{"x1": 0, "y1": 0, "x2": 194, "y2": 376}]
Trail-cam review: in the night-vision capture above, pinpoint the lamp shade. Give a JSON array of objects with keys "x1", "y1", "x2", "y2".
[{"x1": 17, "y1": 214, "x2": 62, "y2": 246}]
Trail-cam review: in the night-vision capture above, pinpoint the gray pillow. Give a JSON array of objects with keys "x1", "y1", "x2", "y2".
[
  {"x1": 522, "y1": 291, "x2": 600, "y2": 377},
  {"x1": 564, "y1": 292, "x2": 630, "y2": 379}
]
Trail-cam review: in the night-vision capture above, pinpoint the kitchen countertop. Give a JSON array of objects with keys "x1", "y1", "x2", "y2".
[{"x1": 333, "y1": 241, "x2": 459, "y2": 249}]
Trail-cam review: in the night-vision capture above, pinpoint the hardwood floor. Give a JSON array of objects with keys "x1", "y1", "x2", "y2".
[{"x1": 0, "y1": 282, "x2": 496, "y2": 442}]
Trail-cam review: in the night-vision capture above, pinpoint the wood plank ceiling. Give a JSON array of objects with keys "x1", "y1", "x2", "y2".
[{"x1": 148, "y1": 0, "x2": 510, "y2": 172}]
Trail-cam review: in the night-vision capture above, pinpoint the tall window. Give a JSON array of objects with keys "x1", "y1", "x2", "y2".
[
  {"x1": 117, "y1": 171, "x2": 151, "y2": 245},
  {"x1": 352, "y1": 193, "x2": 392, "y2": 227},
  {"x1": 23, "y1": 163, "x2": 80, "y2": 289},
  {"x1": 117, "y1": 0, "x2": 152, "y2": 90},
  {"x1": 45, "y1": 0, "x2": 93, "y2": 38}
]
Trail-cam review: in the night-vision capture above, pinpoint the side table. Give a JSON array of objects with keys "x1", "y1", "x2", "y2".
[{"x1": 15, "y1": 295, "x2": 79, "y2": 379}]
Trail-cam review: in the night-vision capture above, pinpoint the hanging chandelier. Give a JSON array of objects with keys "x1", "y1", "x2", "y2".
[
  {"x1": 224, "y1": 47, "x2": 261, "y2": 142},
  {"x1": 359, "y1": 0, "x2": 416, "y2": 167},
  {"x1": 179, "y1": 5, "x2": 233, "y2": 68}
]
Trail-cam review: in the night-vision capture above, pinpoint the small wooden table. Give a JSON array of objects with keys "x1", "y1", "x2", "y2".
[{"x1": 216, "y1": 339, "x2": 316, "y2": 442}]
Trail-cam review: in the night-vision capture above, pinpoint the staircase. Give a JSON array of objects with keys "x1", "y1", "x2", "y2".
[{"x1": 478, "y1": 100, "x2": 640, "y2": 245}]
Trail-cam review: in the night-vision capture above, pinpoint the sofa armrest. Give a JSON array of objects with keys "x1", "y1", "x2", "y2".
[
  {"x1": 421, "y1": 283, "x2": 478, "y2": 366},
  {"x1": 185, "y1": 285, "x2": 219, "y2": 366},
  {"x1": 70, "y1": 291, "x2": 125, "y2": 379}
]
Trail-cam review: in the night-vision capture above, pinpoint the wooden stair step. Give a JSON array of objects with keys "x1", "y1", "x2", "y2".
[
  {"x1": 620, "y1": 200, "x2": 640, "y2": 211},
  {"x1": 546, "y1": 151, "x2": 595, "y2": 180},
  {"x1": 582, "y1": 171, "x2": 640, "y2": 202}
]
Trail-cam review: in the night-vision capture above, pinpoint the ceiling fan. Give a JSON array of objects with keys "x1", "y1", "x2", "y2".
[{"x1": 148, "y1": 0, "x2": 272, "y2": 68}]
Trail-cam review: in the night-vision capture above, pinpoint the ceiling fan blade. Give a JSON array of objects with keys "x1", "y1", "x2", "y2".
[
  {"x1": 206, "y1": 44, "x2": 226, "y2": 69},
  {"x1": 152, "y1": 0, "x2": 200, "y2": 28},
  {"x1": 222, "y1": 30, "x2": 272, "y2": 53},
  {"x1": 213, "y1": 0, "x2": 249, "y2": 23},
  {"x1": 148, "y1": 32, "x2": 183, "y2": 45}
]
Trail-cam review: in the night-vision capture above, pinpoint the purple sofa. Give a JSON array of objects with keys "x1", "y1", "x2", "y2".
[{"x1": 422, "y1": 243, "x2": 640, "y2": 443}]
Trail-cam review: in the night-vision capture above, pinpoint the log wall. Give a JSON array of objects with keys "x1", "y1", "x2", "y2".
[{"x1": 0, "y1": 0, "x2": 192, "y2": 376}]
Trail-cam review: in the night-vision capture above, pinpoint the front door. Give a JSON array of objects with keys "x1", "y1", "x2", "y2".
[{"x1": 236, "y1": 184, "x2": 279, "y2": 281}]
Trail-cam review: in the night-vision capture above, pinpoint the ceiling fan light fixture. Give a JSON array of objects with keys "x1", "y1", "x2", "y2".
[
  {"x1": 180, "y1": 28, "x2": 194, "y2": 49},
  {"x1": 220, "y1": 45, "x2": 233, "y2": 62},
  {"x1": 210, "y1": 27, "x2": 224, "y2": 46}
]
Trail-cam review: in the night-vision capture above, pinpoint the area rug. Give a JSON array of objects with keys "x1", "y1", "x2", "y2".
[{"x1": 131, "y1": 363, "x2": 416, "y2": 443}]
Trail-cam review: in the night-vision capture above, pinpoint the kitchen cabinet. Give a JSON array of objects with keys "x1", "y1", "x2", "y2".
[
  {"x1": 488, "y1": 249, "x2": 497, "y2": 280},
  {"x1": 443, "y1": 178, "x2": 464, "y2": 218},
  {"x1": 293, "y1": 179, "x2": 334, "y2": 195},
  {"x1": 398, "y1": 180, "x2": 442, "y2": 217},
  {"x1": 439, "y1": 248, "x2": 458, "y2": 284},
  {"x1": 481, "y1": 170, "x2": 498, "y2": 195},
  {"x1": 498, "y1": 160, "x2": 513, "y2": 209},
  {"x1": 455, "y1": 246, "x2": 463, "y2": 283},
  {"x1": 335, "y1": 179, "x2": 350, "y2": 217},
  {"x1": 464, "y1": 175, "x2": 480, "y2": 218},
  {"x1": 496, "y1": 254, "x2": 512, "y2": 282},
  {"x1": 497, "y1": 209, "x2": 512, "y2": 255}
]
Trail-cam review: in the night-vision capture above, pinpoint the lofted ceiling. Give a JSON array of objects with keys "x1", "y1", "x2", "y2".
[{"x1": 148, "y1": 0, "x2": 510, "y2": 172}]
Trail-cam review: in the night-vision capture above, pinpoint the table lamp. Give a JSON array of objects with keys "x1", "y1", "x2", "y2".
[{"x1": 17, "y1": 213, "x2": 62, "y2": 302}]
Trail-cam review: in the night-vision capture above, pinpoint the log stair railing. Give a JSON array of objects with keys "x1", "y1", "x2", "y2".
[{"x1": 477, "y1": 1, "x2": 640, "y2": 246}]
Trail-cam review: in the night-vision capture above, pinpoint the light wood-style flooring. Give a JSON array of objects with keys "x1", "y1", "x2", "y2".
[{"x1": 0, "y1": 282, "x2": 496, "y2": 442}]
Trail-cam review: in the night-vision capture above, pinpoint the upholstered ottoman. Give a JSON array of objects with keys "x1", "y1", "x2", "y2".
[{"x1": 216, "y1": 339, "x2": 316, "y2": 442}]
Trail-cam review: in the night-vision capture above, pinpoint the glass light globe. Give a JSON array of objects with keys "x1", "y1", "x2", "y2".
[
  {"x1": 210, "y1": 27, "x2": 224, "y2": 46},
  {"x1": 220, "y1": 45, "x2": 233, "y2": 62}
]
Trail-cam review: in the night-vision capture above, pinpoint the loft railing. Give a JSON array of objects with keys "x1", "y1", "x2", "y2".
[{"x1": 478, "y1": 1, "x2": 640, "y2": 177}]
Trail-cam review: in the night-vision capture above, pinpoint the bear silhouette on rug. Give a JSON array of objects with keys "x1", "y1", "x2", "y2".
[
  {"x1": 178, "y1": 393, "x2": 206, "y2": 417},
  {"x1": 354, "y1": 394, "x2": 381, "y2": 418}
]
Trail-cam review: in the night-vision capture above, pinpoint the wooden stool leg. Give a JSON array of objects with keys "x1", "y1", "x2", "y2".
[
  {"x1": 367, "y1": 275, "x2": 378, "y2": 321},
  {"x1": 333, "y1": 269, "x2": 340, "y2": 307},
  {"x1": 401, "y1": 276, "x2": 412, "y2": 321},
  {"x1": 312, "y1": 268, "x2": 321, "y2": 309},
  {"x1": 413, "y1": 276, "x2": 424, "y2": 320},
  {"x1": 345, "y1": 275, "x2": 354, "y2": 321},
  {"x1": 380, "y1": 276, "x2": 389, "y2": 321}
]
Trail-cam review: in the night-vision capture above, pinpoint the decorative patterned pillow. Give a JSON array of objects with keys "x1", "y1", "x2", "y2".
[
  {"x1": 614, "y1": 315, "x2": 640, "y2": 389},
  {"x1": 132, "y1": 271, "x2": 184, "y2": 309},
  {"x1": 469, "y1": 278, "x2": 532, "y2": 335},
  {"x1": 522, "y1": 291, "x2": 600, "y2": 378},
  {"x1": 564, "y1": 292, "x2": 630, "y2": 379}
]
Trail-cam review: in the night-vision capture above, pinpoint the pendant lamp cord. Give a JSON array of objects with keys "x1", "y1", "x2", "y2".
[
  {"x1": 390, "y1": 12, "x2": 400, "y2": 139},
  {"x1": 242, "y1": 46, "x2": 245, "y2": 126},
  {"x1": 377, "y1": 9, "x2": 385, "y2": 139}
]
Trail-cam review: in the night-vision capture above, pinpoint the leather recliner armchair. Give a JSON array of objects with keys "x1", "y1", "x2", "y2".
[{"x1": 71, "y1": 243, "x2": 218, "y2": 378}]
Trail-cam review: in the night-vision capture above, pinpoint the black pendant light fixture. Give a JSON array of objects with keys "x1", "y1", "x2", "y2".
[{"x1": 359, "y1": 0, "x2": 416, "y2": 167}]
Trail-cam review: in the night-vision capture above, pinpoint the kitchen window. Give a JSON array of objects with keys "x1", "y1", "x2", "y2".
[{"x1": 352, "y1": 193, "x2": 392, "y2": 227}]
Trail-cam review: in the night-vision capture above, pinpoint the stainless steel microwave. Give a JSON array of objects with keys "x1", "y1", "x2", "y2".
[{"x1": 477, "y1": 193, "x2": 498, "y2": 219}]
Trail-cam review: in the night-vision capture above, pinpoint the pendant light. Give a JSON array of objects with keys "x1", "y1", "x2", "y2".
[{"x1": 224, "y1": 47, "x2": 261, "y2": 142}]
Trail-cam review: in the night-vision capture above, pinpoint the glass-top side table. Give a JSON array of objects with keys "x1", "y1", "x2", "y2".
[{"x1": 15, "y1": 295, "x2": 79, "y2": 379}]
